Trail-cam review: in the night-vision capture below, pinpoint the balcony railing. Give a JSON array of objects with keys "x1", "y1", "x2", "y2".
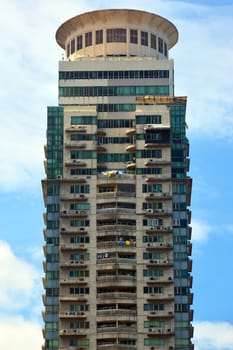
[
  {"x1": 97, "y1": 241, "x2": 136, "y2": 249},
  {"x1": 97, "y1": 309, "x2": 136, "y2": 317},
  {"x1": 97, "y1": 326, "x2": 137, "y2": 333},
  {"x1": 97, "y1": 292, "x2": 136, "y2": 300},
  {"x1": 97, "y1": 192, "x2": 136, "y2": 199},
  {"x1": 96, "y1": 275, "x2": 136, "y2": 283},
  {"x1": 96, "y1": 208, "x2": 135, "y2": 215}
]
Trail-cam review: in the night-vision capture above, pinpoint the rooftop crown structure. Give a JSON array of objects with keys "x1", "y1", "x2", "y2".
[{"x1": 42, "y1": 9, "x2": 194, "y2": 350}]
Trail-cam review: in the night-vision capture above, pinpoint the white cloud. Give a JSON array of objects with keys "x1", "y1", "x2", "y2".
[
  {"x1": 194, "y1": 321, "x2": 233, "y2": 350},
  {"x1": 191, "y1": 219, "x2": 212, "y2": 243},
  {"x1": 0, "y1": 314, "x2": 42, "y2": 350},
  {"x1": 0, "y1": 241, "x2": 41, "y2": 311}
]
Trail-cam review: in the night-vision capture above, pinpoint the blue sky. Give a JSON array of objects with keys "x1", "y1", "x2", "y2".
[{"x1": 0, "y1": 0, "x2": 233, "y2": 349}]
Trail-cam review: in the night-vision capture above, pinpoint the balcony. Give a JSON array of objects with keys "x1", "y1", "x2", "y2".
[
  {"x1": 60, "y1": 227, "x2": 88, "y2": 235},
  {"x1": 97, "y1": 145, "x2": 107, "y2": 153},
  {"x1": 65, "y1": 125, "x2": 87, "y2": 132},
  {"x1": 60, "y1": 193, "x2": 87, "y2": 201},
  {"x1": 97, "y1": 191, "x2": 136, "y2": 199},
  {"x1": 144, "y1": 159, "x2": 170, "y2": 166},
  {"x1": 147, "y1": 310, "x2": 174, "y2": 318},
  {"x1": 144, "y1": 242, "x2": 173, "y2": 249},
  {"x1": 189, "y1": 309, "x2": 194, "y2": 321},
  {"x1": 60, "y1": 328, "x2": 87, "y2": 336},
  {"x1": 96, "y1": 129, "x2": 106, "y2": 136},
  {"x1": 97, "y1": 241, "x2": 136, "y2": 249},
  {"x1": 126, "y1": 128, "x2": 136, "y2": 136},
  {"x1": 60, "y1": 277, "x2": 87, "y2": 285},
  {"x1": 97, "y1": 292, "x2": 136, "y2": 301},
  {"x1": 96, "y1": 326, "x2": 137, "y2": 336},
  {"x1": 60, "y1": 210, "x2": 88, "y2": 217},
  {"x1": 96, "y1": 275, "x2": 136, "y2": 287},
  {"x1": 97, "y1": 309, "x2": 136, "y2": 318},
  {"x1": 96, "y1": 225, "x2": 136, "y2": 236},
  {"x1": 144, "y1": 142, "x2": 170, "y2": 148},
  {"x1": 59, "y1": 311, "x2": 87, "y2": 318},
  {"x1": 146, "y1": 259, "x2": 173, "y2": 267},
  {"x1": 65, "y1": 159, "x2": 87, "y2": 167},
  {"x1": 187, "y1": 242, "x2": 192, "y2": 256},
  {"x1": 145, "y1": 192, "x2": 172, "y2": 200},
  {"x1": 188, "y1": 292, "x2": 194, "y2": 305},
  {"x1": 144, "y1": 209, "x2": 172, "y2": 216},
  {"x1": 146, "y1": 275, "x2": 173, "y2": 284},
  {"x1": 97, "y1": 345, "x2": 136, "y2": 350},
  {"x1": 146, "y1": 293, "x2": 174, "y2": 301},
  {"x1": 60, "y1": 243, "x2": 88, "y2": 251},
  {"x1": 126, "y1": 144, "x2": 136, "y2": 152},
  {"x1": 96, "y1": 258, "x2": 136, "y2": 271},
  {"x1": 145, "y1": 226, "x2": 173, "y2": 233},
  {"x1": 60, "y1": 260, "x2": 88, "y2": 267},
  {"x1": 97, "y1": 208, "x2": 135, "y2": 216},
  {"x1": 144, "y1": 124, "x2": 170, "y2": 132},
  {"x1": 187, "y1": 258, "x2": 193, "y2": 272},
  {"x1": 65, "y1": 142, "x2": 86, "y2": 149},
  {"x1": 97, "y1": 172, "x2": 136, "y2": 181},
  {"x1": 147, "y1": 327, "x2": 174, "y2": 335},
  {"x1": 145, "y1": 175, "x2": 171, "y2": 182},
  {"x1": 126, "y1": 161, "x2": 136, "y2": 170},
  {"x1": 59, "y1": 294, "x2": 88, "y2": 302}
]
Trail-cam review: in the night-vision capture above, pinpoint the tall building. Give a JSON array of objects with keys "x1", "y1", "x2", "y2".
[{"x1": 42, "y1": 9, "x2": 193, "y2": 350}]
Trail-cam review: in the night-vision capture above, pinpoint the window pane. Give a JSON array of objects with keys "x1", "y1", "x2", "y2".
[{"x1": 96, "y1": 30, "x2": 103, "y2": 44}]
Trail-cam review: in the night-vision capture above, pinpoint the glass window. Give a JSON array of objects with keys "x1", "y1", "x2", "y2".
[
  {"x1": 164, "y1": 42, "x2": 168, "y2": 57},
  {"x1": 151, "y1": 33, "x2": 157, "y2": 49},
  {"x1": 141, "y1": 31, "x2": 148, "y2": 46},
  {"x1": 77, "y1": 35, "x2": 83, "y2": 50},
  {"x1": 130, "y1": 29, "x2": 138, "y2": 44},
  {"x1": 71, "y1": 116, "x2": 96, "y2": 125},
  {"x1": 107, "y1": 28, "x2": 126, "y2": 42},
  {"x1": 67, "y1": 43, "x2": 70, "y2": 57},
  {"x1": 96, "y1": 30, "x2": 103, "y2": 44},
  {"x1": 158, "y1": 37, "x2": 164, "y2": 53},
  {"x1": 70, "y1": 39, "x2": 75, "y2": 54},
  {"x1": 85, "y1": 32, "x2": 92, "y2": 47}
]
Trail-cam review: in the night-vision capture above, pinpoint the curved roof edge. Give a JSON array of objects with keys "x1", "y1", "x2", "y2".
[{"x1": 56, "y1": 9, "x2": 178, "y2": 50}]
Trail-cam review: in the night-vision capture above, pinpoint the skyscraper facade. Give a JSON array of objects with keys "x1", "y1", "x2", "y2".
[{"x1": 42, "y1": 9, "x2": 194, "y2": 350}]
